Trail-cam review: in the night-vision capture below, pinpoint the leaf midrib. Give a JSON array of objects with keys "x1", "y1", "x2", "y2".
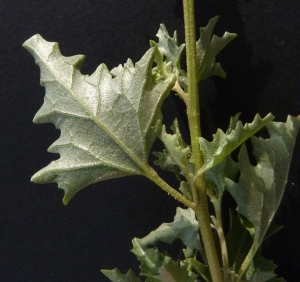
[
  {"x1": 49, "y1": 142, "x2": 139, "y2": 174},
  {"x1": 38, "y1": 47, "x2": 149, "y2": 174}
]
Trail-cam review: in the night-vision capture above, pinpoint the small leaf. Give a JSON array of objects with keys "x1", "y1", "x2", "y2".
[
  {"x1": 158, "y1": 260, "x2": 198, "y2": 282},
  {"x1": 101, "y1": 268, "x2": 142, "y2": 282},
  {"x1": 23, "y1": 34, "x2": 175, "y2": 204},
  {"x1": 198, "y1": 113, "x2": 274, "y2": 175},
  {"x1": 131, "y1": 239, "x2": 197, "y2": 282},
  {"x1": 196, "y1": 16, "x2": 237, "y2": 81},
  {"x1": 186, "y1": 258, "x2": 211, "y2": 282},
  {"x1": 154, "y1": 119, "x2": 191, "y2": 180},
  {"x1": 132, "y1": 238, "x2": 171, "y2": 280},
  {"x1": 139, "y1": 207, "x2": 202, "y2": 255},
  {"x1": 245, "y1": 269, "x2": 277, "y2": 282},
  {"x1": 225, "y1": 115, "x2": 300, "y2": 250},
  {"x1": 243, "y1": 249, "x2": 283, "y2": 282},
  {"x1": 150, "y1": 24, "x2": 185, "y2": 77}
]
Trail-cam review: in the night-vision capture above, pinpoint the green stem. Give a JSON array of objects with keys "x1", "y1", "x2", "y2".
[
  {"x1": 182, "y1": 1, "x2": 223, "y2": 282},
  {"x1": 145, "y1": 166, "x2": 194, "y2": 209},
  {"x1": 212, "y1": 200, "x2": 230, "y2": 282},
  {"x1": 236, "y1": 243, "x2": 259, "y2": 281},
  {"x1": 182, "y1": 0, "x2": 202, "y2": 170},
  {"x1": 193, "y1": 193, "x2": 223, "y2": 282},
  {"x1": 172, "y1": 81, "x2": 189, "y2": 106}
]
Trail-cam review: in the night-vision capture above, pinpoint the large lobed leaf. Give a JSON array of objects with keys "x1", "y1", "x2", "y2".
[
  {"x1": 225, "y1": 115, "x2": 300, "y2": 250},
  {"x1": 23, "y1": 35, "x2": 175, "y2": 204}
]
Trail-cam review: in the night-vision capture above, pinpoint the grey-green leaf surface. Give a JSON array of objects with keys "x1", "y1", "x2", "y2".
[
  {"x1": 205, "y1": 155, "x2": 239, "y2": 199},
  {"x1": 101, "y1": 268, "x2": 142, "y2": 282},
  {"x1": 198, "y1": 113, "x2": 274, "y2": 175},
  {"x1": 196, "y1": 16, "x2": 237, "y2": 82},
  {"x1": 139, "y1": 207, "x2": 202, "y2": 254},
  {"x1": 154, "y1": 119, "x2": 191, "y2": 179},
  {"x1": 131, "y1": 239, "x2": 198, "y2": 282},
  {"x1": 185, "y1": 258, "x2": 211, "y2": 282},
  {"x1": 204, "y1": 114, "x2": 241, "y2": 199},
  {"x1": 23, "y1": 34, "x2": 175, "y2": 204},
  {"x1": 244, "y1": 249, "x2": 281, "y2": 282},
  {"x1": 225, "y1": 115, "x2": 300, "y2": 249},
  {"x1": 150, "y1": 24, "x2": 185, "y2": 77}
]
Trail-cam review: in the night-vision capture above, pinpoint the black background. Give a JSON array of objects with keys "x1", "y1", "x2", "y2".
[{"x1": 0, "y1": 0, "x2": 300, "y2": 281}]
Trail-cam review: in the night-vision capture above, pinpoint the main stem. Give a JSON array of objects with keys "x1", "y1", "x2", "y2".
[{"x1": 182, "y1": 1, "x2": 223, "y2": 282}]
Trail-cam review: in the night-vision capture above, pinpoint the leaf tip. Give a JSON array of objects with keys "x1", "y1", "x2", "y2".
[
  {"x1": 30, "y1": 173, "x2": 38, "y2": 183},
  {"x1": 62, "y1": 195, "x2": 70, "y2": 205},
  {"x1": 22, "y1": 34, "x2": 43, "y2": 50}
]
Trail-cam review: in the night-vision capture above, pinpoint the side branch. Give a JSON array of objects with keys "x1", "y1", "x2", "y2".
[
  {"x1": 172, "y1": 81, "x2": 189, "y2": 106},
  {"x1": 144, "y1": 166, "x2": 194, "y2": 209}
]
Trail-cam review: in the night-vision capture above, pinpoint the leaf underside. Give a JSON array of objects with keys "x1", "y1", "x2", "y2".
[
  {"x1": 139, "y1": 207, "x2": 202, "y2": 255},
  {"x1": 199, "y1": 113, "x2": 274, "y2": 175},
  {"x1": 131, "y1": 238, "x2": 198, "y2": 282},
  {"x1": 150, "y1": 24, "x2": 185, "y2": 74},
  {"x1": 23, "y1": 35, "x2": 175, "y2": 204},
  {"x1": 226, "y1": 115, "x2": 300, "y2": 250},
  {"x1": 154, "y1": 120, "x2": 191, "y2": 178}
]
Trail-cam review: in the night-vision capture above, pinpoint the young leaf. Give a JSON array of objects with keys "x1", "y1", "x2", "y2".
[
  {"x1": 150, "y1": 24, "x2": 185, "y2": 78},
  {"x1": 157, "y1": 260, "x2": 198, "y2": 282},
  {"x1": 139, "y1": 207, "x2": 202, "y2": 255},
  {"x1": 185, "y1": 258, "x2": 211, "y2": 282},
  {"x1": 101, "y1": 268, "x2": 142, "y2": 282},
  {"x1": 198, "y1": 113, "x2": 274, "y2": 175},
  {"x1": 131, "y1": 238, "x2": 197, "y2": 282},
  {"x1": 154, "y1": 119, "x2": 191, "y2": 180},
  {"x1": 244, "y1": 270, "x2": 277, "y2": 282},
  {"x1": 243, "y1": 249, "x2": 283, "y2": 282},
  {"x1": 23, "y1": 35, "x2": 175, "y2": 204},
  {"x1": 196, "y1": 16, "x2": 237, "y2": 81},
  {"x1": 225, "y1": 115, "x2": 300, "y2": 250}
]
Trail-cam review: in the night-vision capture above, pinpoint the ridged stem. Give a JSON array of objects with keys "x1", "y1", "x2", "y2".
[{"x1": 182, "y1": 1, "x2": 223, "y2": 281}]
